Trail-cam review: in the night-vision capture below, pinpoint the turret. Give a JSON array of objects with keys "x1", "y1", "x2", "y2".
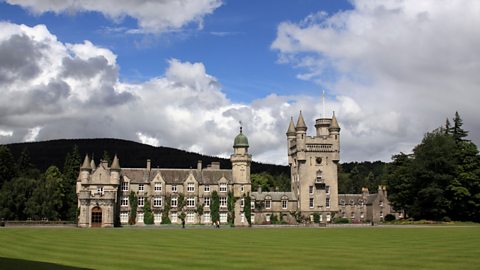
[
  {"x1": 231, "y1": 126, "x2": 252, "y2": 184},
  {"x1": 329, "y1": 111, "x2": 340, "y2": 135},
  {"x1": 286, "y1": 117, "x2": 296, "y2": 164},
  {"x1": 80, "y1": 154, "x2": 92, "y2": 183},
  {"x1": 110, "y1": 154, "x2": 121, "y2": 184},
  {"x1": 295, "y1": 111, "x2": 307, "y2": 160}
]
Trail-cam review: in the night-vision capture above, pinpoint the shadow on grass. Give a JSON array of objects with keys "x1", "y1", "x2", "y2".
[{"x1": 0, "y1": 257, "x2": 92, "y2": 270}]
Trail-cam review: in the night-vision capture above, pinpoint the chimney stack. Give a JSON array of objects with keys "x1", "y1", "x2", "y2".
[
  {"x1": 197, "y1": 160, "x2": 202, "y2": 171},
  {"x1": 147, "y1": 159, "x2": 151, "y2": 171}
]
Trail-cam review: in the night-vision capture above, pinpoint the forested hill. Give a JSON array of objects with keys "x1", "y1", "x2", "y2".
[{"x1": 4, "y1": 138, "x2": 289, "y2": 175}]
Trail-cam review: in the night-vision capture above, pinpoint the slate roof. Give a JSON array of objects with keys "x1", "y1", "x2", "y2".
[
  {"x1": 251, "y1": 191, "x2": 297, "y2": 201},
  {"x1": 121, "y1": 168, "x2": 233, "y2": 184}
]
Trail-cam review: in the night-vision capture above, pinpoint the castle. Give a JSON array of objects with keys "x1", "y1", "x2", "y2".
[{"x1": 77, "y1": 112, "x2": 393, "y2": 227}]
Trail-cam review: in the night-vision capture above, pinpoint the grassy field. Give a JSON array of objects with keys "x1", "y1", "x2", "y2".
[{"x1": 0, "y1": 226, "x2": 479, "y2": 270}]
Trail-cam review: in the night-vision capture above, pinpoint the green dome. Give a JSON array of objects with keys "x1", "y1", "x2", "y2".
[{"x1": 233, "y1": 130, "x2": 249, "y2": 148}]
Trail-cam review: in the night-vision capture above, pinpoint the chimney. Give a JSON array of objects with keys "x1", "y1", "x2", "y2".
[
  {"x1": 257, "y1": 186, "x2": 262, "y2": 193},
  {"x1": 147, "y1": 159, "x2": 151, "y2": 171},
  {"x1": 197, "y1": 160, "x2": 202, "y2": 171},
  {"x1": 210, "y1": 162, "x2": 220, "y2": 170}
]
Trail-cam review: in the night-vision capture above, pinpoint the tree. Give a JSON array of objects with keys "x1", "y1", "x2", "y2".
[
  {"x1": 143, "y1": 198, "x2": 154, "y2": 224},
  {"x1": 0, "y1": 146, "x2": 16, "y2": 188},
  {"x1": 444, "y1": 118, "x2": 451, "y2": 135},
  {"x1": 452, "y1": 111, "x2": 468, "y2": 142},
  {"x1": 16, "y1": 147, "x2": 38, "y2": 178},
  {"x1": 210, "y1": 191, "x2": 220, "y2": 224},
  {"x1": 128, "y1": 191, "x2": 137, "y2": 225},
  {"x1": 25, "y1": 166, "x2": 65, "y2": 220},
  {"x1": 243, "y1": 193, "x2": 251, "y2": 227},
  {"x1": 62, "y1": 145, "x2": 81, "y2": 221},
  {"x1": 1, "y1": 176, "x2": 38, "y2": 220},
  {"x1": 102, "y1": 150, "x2": 111, "y2": 166},
  {"x1": 161, "y1": 195, "x2": 171, "y2": 224},
  {"x1": 227, "y1": 191, "x2": 236, "y2": 225}
]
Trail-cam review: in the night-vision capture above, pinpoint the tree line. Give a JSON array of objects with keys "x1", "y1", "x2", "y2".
[
  {"x1": 0, "y1": 146, "x2": 82, "y2": 221},
  {"x1": 386, "y1": 112, "x2": 480, "y2": 221}
]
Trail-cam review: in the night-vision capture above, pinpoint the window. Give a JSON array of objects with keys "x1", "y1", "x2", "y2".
[
  {"x1": 154, "y1": 183, "x2": 162, "y2": 192},
  {"x1": 251, "y1": 214, "x2": 255, "y2": 223},
  {"x1": 326, "y1": 197, "x2": 330, "y2": 208},
  {"x1": 171, "y1": 197, "x2": 178, "y2": 207},
  {"x1": 380, "y1": 211, "x2": 384, "y2": 218},
  {"x1": 153, "y1": 197, "x2": 162, "y2": 207},
  {"x1": 309, "y1": 198, "x2": 314, "y2": 208},
  {"x1": 172, "y1": 185, "x2": 177, "y2": 192},
  {"x1": 241, "y1": 213, "x2": 245, "y2": 223},
  {"x1": 251, "y1": 200, "x2": 255, "y2": 209},
  {"x1": 138, "y1": 184, "x2": 144, "y2": 192},
  {"x1": 187, "y1": 213, "x2": 195, "y2": 223},
  {"x1": 351, "y1": 212, "x2": 355, "y2": 219},
  {"x1": 220, "y1": 213, "x2": 227, "y2": 223},
  {"x1": 282, "y1": 200, "x2": 288, "y2": 209},
  {"x1": 326, "y1": 214, "x2": 331, "y2": 222},
  {"x1": 240, "y1": 198, "x2": 245, "y2": 208},
  {"x1": 219, "y1": 183, "x2": 227, "y2": 192},
  {"x1": 187, "y1": 197, "x2": 195, "y2": 207},
  {"x1": 266, "y1": 214, "x2": 271, "y2": 222},
  {"x1": 220, "y1": 197, "x2": 227, "y2": 208},
  {"x1": 204, "y1": 185, "x2": 210, "y2": 192},
  {"x1": 241, "y1": 185, "x2": 244, "y2": 192},
  {"x1": 326, "y1": 185, "x2": 330, "y2": 195},
  {"x1": 379, "y1": 201, "x2": 384, "y2": 207},
  {"x1": 121, "y1": 197, "x2": 128, "y2": 206},
  {"x1": 154, "y1": 213, "x2": 162, "y2": 223},
  {"x1": 204, "y1": 213, "x2": 211, "y2": 223},
  {"x1": 121, "y1": 182, "x2": 129, "y2": 191},
  {"x1": 320, "y1": 214, "x2": 323, "y2": 222},
  {"x1": 340, "y1": 199, "x2": 345, "y2": 206},
  {"x1": 350, "y1": 199, "x2": 354, "y2": 206},
  {"x1": 137, "y1": 212, "x2": 144, "y2": 223},
  {"x1": 97, "y1": 187, "x2": 104, "y2": 195},
  {"x1": 265, "y1": 199, "x2": 271, "y2": 209},
  {"x1": 138, "y1": 197, "x2": 144, "y2": 207},
  {"x1": 204, "y1": 197, "x2": 210, "y2": 207},
  {"x1": 360, "y1": 212, "x2": 364, "y2": 219},
  {"x1": 187, "y1": 182, "x2": 195, "y2": 192},
  {"x1": 171, "y1": 213, "x2": 177, "y2": 223},
  {"x1": 309, "y1": 186, "x2": 314, "y2": 194},
  {"x1": 120, "y1": 212, "x2": 128, "y2": 223}
]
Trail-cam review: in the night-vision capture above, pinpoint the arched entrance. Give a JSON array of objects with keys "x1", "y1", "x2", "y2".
[{"x1": 91, "y1": 207, "x2": 102, "y2": 227}]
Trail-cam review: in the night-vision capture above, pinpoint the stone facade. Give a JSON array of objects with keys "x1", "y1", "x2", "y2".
[{"x1": 77, "y1": 112, "x2": 394, "y2": 227}]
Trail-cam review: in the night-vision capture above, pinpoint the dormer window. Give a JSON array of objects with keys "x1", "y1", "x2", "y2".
[
  {"x1": 121, "y1": 182, "x2": 129, "y2": 191},
  {"x1": 172, "y1": 185, "x2": 177, "y2": 192},
  {"x1": 219, "y1": 183, "x2": 227, "y2": 192},
  {"x1": 187, "y1": 182, "x2": 195, "y2": 192},
  {"x1": 154, "y1": 183, "x2": 162, "y2": 192}
]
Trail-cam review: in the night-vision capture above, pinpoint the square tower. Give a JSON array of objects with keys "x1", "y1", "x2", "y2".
[{"x1": 287, "y1": 111, "x2": 340, "y2": 219}]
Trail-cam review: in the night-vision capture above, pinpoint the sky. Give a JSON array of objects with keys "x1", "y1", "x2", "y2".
[{"x1": 0, "y1": 0, "x2": 479, "y2": 165}]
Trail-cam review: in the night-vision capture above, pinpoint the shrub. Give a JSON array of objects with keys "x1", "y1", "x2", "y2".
[
  {"x1": 334, "y1": 218, "x2": 350, "y2": 224},
  {"x1": 384, "y1": 214, "x2": 396, "y2": 222},
  {"x1": 313, "y1": 213, "x2": 321, "y2": 224}
]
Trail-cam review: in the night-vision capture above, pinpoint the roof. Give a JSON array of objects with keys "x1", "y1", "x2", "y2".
[
  {"x1": 329, "y1": 111, "x2": 340, "y2": 130},
  {"x1": 111, "y1": 155, "x2": 121, "y2": 170},
  {"x1": 233, "y1": 127, "x2": 249, "y2": 148},
  {"x1": 286, "y1": 117, "x2": 296, "y2": 136},
  {"x1": 251, "y1": 191, "x2": 297, "y2": 201},
  {"x1": 122, "y1": 168, "x2": 233, "y2": 184},
  {"x1": 296, "y1": 111, "x2": 307, "y2": 131},
  {"x1": 80, "y1": 154, "x2": 91, "y2": 170}
]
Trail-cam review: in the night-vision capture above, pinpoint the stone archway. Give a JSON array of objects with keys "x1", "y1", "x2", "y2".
[{"x1": 91, "y1": 206, "x2": 102, "y2": 227}]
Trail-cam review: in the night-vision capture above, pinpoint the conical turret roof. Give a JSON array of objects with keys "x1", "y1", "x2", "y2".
[
  {"x1": 80, "y1": 154, "x2": 91, "y2": 170},
  {"x1": 111, "y1": 155, "x2": 121, "y2": 170},
  {"x1": 90, "y1": 159, "x2": 96, "y2": 170},
  {"x1": 286, "y1": 117, "x2": 296, "y2": 136},
  {"x1": 296, "y1": 111, "x2": 307, "y2": 131},
  {"x1": 329, "y1": 111, "x2": 340, "y2": 130}
]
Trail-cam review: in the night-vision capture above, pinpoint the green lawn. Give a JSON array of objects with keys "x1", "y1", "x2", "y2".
[{"x1": 0, "y1": 226, "x2": 479, "y2": 270}]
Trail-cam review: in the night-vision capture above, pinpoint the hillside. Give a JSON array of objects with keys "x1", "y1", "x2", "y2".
[{"x1": 4, "y1": 138, "x2": 289, "y2": 175}]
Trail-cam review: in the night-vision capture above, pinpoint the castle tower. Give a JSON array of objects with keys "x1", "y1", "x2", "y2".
[
  {"x1": 230, "y1": 126, "x2": 252, "y2": 226},
  {"x1": 287, "y1": 111, "x2": 341, "y2": 221}
]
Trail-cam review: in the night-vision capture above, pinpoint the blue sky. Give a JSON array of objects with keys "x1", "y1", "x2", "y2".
[{"x1": 0, "y1": 0, "x2": 479, "y2": 164}]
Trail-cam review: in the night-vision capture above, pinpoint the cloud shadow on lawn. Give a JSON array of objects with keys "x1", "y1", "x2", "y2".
[{"x1": 0, "y1": 257, "x2": 92, "y2": 270}]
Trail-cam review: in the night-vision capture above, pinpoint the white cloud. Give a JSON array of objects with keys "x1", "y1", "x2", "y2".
[
  {"x1": 0, "y1": 129, "x2": 13, "y2": 137},
  {"x1": 272, "y1": 0, "x2": 480, "y2": 161},
  {"x1": 23, "y1": 126, "x2": 42, "y2": 142},
  {"x1": 6, "y1": 0, "x2": 223, "y2": 34},
  {"x1": 136, "y1": 132, "x2": 159, "y2": 147}
]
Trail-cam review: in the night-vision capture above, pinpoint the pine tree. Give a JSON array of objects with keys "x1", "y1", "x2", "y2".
[
  {"x1": 0, "y1": 146, "x2": 16, "y2": 188},
  {"x1": 444, "y1": 118, "x2": 451, "y2": 135},
  {"x1": 62, "y1": 145, "x2": 81, "y2": 221},
  {"x1": 452, "y1": 111, "x2": 469, "y2": 142}
]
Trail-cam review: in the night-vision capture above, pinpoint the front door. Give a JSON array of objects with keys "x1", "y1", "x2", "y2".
[{"x1": 91, "y1": 207, "x2": 102, "y2": 227}]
